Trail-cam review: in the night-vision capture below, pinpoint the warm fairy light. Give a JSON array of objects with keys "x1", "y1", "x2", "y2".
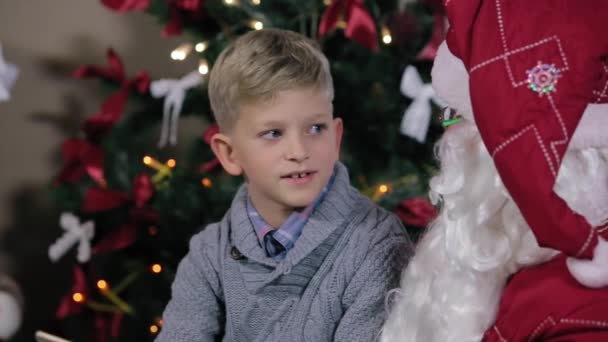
[
  {"x1": 378, "y1": 184, "x2": 389, "y2": 193},
  {"x1": 170, "y1": 43, "x2": 192, "y2": 61},
  {"x1": 143, "y1": 155, "x2": 170, "y2": 173},
  {"x1": 166, "y1": 159, "x2": 176, "y2": 168},
  {"x1": 201, "y1": 178, "x2": 212, "y2": 188},
  {"x1": 251, "y1": 0, "x2": 261, "y2": 4},
  {"x1": 150, "y1": 324, "x2": 159, "y2": 334},
  {"x1": 223, "y1": 0, "x2": 236, "y2": 5},
  {"x1": 151, "y1": 264, "x2": 162, "y2": 274},
  {"x1": 170, "y1": 50, "x2": 184, "y2": 61},
  {"x1": 97, "y1": 280, "x2": 108, "y2": 290},
  {"x1": 382, "y1": 27, "x2": 392, "y2": 45},
  {"x1": 323, "y1": 0, "x2": 332, "y2": 5},
  {"x1": 198, "y1": 59, "x2": 209, "y2": 75},
  {"x1": 251, "y1": 20, "x2": 264, "y2": 30},
  {"x1": 72, "y1": 292, "x2": 85, "y2": 303},
  {"x1": 194, "y1": 42, "x2": 208, "y2": 53}
]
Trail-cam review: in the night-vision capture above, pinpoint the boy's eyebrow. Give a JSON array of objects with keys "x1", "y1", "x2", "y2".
[
  {"x1": 255, "y1": 112, "x2": 332, "y2": 128},
  {"x1": 308, "y1": 112, "x2": 332, "y2": 120},
  {"x1": 254, "y1": 119, "x2": 287, "y2": 128}
]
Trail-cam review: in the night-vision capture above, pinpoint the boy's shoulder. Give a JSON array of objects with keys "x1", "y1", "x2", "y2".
[
  {"x1": 349, "y1": 190, "x2": 409, "y2": 238},
  {"x1": 338, "y1": 191, "x2": 411, "y2": 254},
  {"x1": 188, "y1": 212, "x2": 230, "y2": 252},
  {"x1": 329, "y1": 193, "x2": 412, "y2": 280}
]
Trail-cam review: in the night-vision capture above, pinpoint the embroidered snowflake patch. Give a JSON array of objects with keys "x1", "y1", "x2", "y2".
[{"x1": 526, "y1": 62, "x2": 561, "y2": 96}]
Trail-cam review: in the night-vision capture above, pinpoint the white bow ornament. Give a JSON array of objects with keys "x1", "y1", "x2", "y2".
[
  {"x1": 0, "y1": 44, "x2": 19, "y2": 103},
  {"x1": 151, "y1": 70, "x2": 203, "y2": 147},
  {"x1": 48, "y1": 212, "x2": 95, "y2": 263},
  {"x1": 400, "y1": 65, "x2": 445, "y2": 143}
]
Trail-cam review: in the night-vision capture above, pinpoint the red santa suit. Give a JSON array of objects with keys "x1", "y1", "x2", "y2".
[
  {"x1": 442, "y1": 0, "x2": 608, "y2": 340},
  {"x1": 484, "y1": 255, "x2": 608, "y2": 341}
]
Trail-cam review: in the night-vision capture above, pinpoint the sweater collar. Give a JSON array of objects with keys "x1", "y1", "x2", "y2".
[{"x1": 229, "y1": 162, "x2": 359, "y2": 268}]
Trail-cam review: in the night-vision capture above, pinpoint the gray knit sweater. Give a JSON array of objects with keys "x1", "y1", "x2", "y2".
[{"x1": 157, "y1": 162, "x2": 412, "y2": 342}]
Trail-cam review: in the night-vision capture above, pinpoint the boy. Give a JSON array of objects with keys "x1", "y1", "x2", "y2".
[{"x1": 157, "y1": 28, "x2": 412, "y2": 342}]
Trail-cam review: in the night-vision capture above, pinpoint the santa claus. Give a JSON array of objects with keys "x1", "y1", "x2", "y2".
[{"x1": 381, "y1": 0, "x2": 608, "y2": 341}]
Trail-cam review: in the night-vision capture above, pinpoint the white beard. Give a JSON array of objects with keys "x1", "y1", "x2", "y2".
[{"x1": 555, "y1": 147, "x2": 608, "y2": 228}]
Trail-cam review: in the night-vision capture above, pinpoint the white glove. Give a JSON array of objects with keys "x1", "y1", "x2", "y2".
[{"x1": 567, "y1": 237, "x2": 608, "y2": 288}]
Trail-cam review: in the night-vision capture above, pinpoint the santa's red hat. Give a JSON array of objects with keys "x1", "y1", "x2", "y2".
[{"x1": 433, "y1": 0, "x2": 608, "y2": 261}]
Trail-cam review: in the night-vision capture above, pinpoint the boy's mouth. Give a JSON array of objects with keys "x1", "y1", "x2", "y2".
[{"x1": 281, "y1": 170, "x2": 316, "y2": 180}]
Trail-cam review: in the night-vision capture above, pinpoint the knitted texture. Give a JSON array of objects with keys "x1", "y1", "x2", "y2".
[{"x1": 157, "y1": 162, "x2": 412, "y2": 342}]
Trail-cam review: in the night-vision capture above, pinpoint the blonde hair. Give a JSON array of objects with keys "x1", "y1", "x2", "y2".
[{"x1": 208, "y1": 28, "x2": 334, "y2": 131}]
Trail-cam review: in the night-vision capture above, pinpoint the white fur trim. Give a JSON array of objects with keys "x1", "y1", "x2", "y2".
[
  {"x1": 566, "y1": 237, "x2": 608, "y2": 288},
  {"x1": 570, "y1": 103, "x2": 608, "y2": 150},
  {"x1": 431, "y1": 42, "x2": 474, "y2": 121}
]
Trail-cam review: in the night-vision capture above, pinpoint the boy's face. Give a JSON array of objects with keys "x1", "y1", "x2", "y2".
[{"x1": 212, "y1": 87, "x2": 342, "y2": 224}]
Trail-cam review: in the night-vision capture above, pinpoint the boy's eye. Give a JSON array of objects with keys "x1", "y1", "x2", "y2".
[
  {"x1": 260, "y1": 129, "x2": 282, "y2": 139},
  {"x1": 309, "y1": 123, "x2": 327, "y2": 135}
]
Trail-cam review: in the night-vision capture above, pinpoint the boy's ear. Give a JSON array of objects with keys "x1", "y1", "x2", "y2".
[
  {"x1": 333, "y1": 117, "x2": 344, "y2": 154},
  {"x1": 210, "y1": 133, "x2": 243, "y2": 176}
]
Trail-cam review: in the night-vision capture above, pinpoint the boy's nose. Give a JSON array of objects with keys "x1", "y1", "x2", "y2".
[{"x1": 285, "y1": 136, "x2": 309, "y2": 162}]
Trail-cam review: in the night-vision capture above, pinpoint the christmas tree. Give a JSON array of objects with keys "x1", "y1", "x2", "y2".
[{"x1": 46, "y1": 0, "x2": 444, "y2": 340}]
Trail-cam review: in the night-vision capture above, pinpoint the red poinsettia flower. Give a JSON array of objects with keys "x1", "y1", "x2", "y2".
[{"x1": 394, "y1": 197, "x2": 438, "y2": 227}]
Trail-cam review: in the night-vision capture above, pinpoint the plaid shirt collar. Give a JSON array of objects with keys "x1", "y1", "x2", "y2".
[{"x1": 246, "y1": 173, "x2": 335, "y2": 260}]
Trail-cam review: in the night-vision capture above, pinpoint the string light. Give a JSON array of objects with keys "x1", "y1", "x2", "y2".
[
  {"x1": 251, "y1": 0, "x2": 261, "y2": 4},
  {"x1": 378, "y1": 184, "x2": 389, "y2": 193},
  {"x1": 201, "y1": 178, "x2": 212, "y2": 188},
  {"x1": 170, "y1": 43, "x2": 192, "y2": 61},
  {"x1": 143, "y1": 156, "x2": 173, "y2": 187},
  {"x1": 223, "y1": 0, "x2": 237, "y2": 5},
  {"x1": 97, "y1": 280, "x2": 108, "y2": 290},
  {"x1": 143, "y1": 156, "x2": 170, "y2": 172},
  {"x1": 72, "y1": 292, "x2": 85, "y2": 303},
  {"x1": 151, "y1": 264, "x2": 163, "y2": 274},
  {"x1": 250, "y1": 20, "x2": 264, "y2": 30},
  {"x1": 382, "y1": 27, "x2": 392, "y2": 45},
  {"x1": 198, "y1": 59, "x2": 209, "y2": 75},
  {"x1": 150, "y1": 325, "x2": 159, "y2": 334},
  {"x1": 194, "y1": 42, "x2": 208, "y2": 53},
  {"x1": 323, "y1": 0, "x2": 332, "y2": 5}
]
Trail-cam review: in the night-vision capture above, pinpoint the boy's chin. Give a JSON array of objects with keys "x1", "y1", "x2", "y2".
[{"x1": 282, "y1": 194, "x2": 318, "y2": 210}]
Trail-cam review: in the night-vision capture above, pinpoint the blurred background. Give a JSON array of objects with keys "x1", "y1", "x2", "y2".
[
  {"x1": 0, "y1": 2, "x2": 196, "y2": 340},
  {"x1": 0, "y1": 0, "x2": 443, "y2": 340}
]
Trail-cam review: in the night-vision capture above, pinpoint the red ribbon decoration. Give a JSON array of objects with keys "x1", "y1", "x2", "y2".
[
  {"x1": 394, "y1": 197, "x2": 438, "y2": 227},
  {"x1": 56, "y1": 138, "x2": 105, "y2": 186},
  {"x1": 172, "y1": 0, "x2": 202, "y2": 11},
  {"x1": 94, "y1": 312, "x2": 123, "y2": 342},
  {"x1": 56, "y1": 266, "x2": 88, "y2": 319},
  {"x1": 199, "y1": 123, "x2": 221, "y2": 173},
  {"x1": 101, "y1": 0, "x2": 150, "y2": 12},
  {"x1": 82, "y1": 173, "x2": 158, "y2": 254},
  {"x1": 163, "y1": 0, "x2": 205, "y2": 37},
  {"x1": 73, "y1": 49, "x2": 150, "y2": 141},
  {"x1": 319, "y1": 0, "x2": 378, "y2": 51},
  {"x1": 416, "y1": 14, "x2": 446, "y2": 61}
]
